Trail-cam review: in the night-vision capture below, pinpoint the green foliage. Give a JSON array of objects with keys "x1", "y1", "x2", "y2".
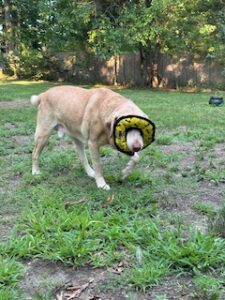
[
  {"x1": 155, "y1": 296, "x2": 169, "y2": 300},
  {"x1": 0, "y1": 288, "x2": 23, "y2": 300},
  {"x1": 37, "y1": 0, "x2": 93, "y2": 51},
  {"x1": 156, "y1": 134, "x2": 173, "y2": 145},
  {"x1": 4, "y1": 194, "x2": 225, "y2": 283},
  {"x1": 1, "y1": 0, "x2": 225, "y2": 79},
  {"x1": 0, "y1": 256, "x2": 24, "y2": 299},
  {"x1": 193, "y1": 273, "x2": 222, "y2": 300},
  {"x1": 88, "y1": 0, "x2": 161, "y2": 58},
  {"x1": 192, "y1": 202, "x2": 216, "y2": 217},
  {"x1": 209, "y1": 202, "x2": 225, "y2": 238},
  {"x1": 129, "y1": 259, "x2": 170, "y2": 291},
  {"x1": 88, "y1": 0, "x2": 225, "y2": 61}
]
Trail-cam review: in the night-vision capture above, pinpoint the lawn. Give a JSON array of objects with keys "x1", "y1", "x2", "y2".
[{"x1": 0, "y1": 80, "x2": 225, "y2": 299}]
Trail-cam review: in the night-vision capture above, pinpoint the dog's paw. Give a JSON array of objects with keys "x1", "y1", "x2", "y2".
[
  {"x1": 96, "y1": 178, "x2": 110, "y2": 190},
  {"x1": 102, "y1": 184, "x2": 110, "y2": 190},
  {"x1": 98, "y1": 182, "x2": 111, "y2": 191},
  {"x1": 32, "y1": 167, "x2": 41, "y2": 175}
]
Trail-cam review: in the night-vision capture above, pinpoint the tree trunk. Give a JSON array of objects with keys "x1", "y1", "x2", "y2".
[
  {"x1": 4, "y1": 0, "x2": 14, "y2": 54},
  {"x1": 93, "y1": 0, "x2": 103, "y2": 16},
  {"x1": 139, "y1": 48, "x2": 146, "y2": 86},
  {"x1": 3, "y1": 0, "x2": 18, "y2": 77},
  {"x1": 150, "y1": 36, "x2": 163, "y2": 88}
]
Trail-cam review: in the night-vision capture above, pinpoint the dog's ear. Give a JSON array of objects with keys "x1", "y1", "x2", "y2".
[
  {"x1": 106, "y1": 116, "x2": 118, "y2": 138},
  {"x1": 106, "y1": 120, "x2": 114, "y2": 138}
]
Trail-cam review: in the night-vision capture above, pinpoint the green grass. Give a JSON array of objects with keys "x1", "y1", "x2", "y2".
[
  {"x1": 0, "y1": 80, "x2": 59, "y2": 101},
  {"x1": 209, "y1": 202, "x2": 225, "y2": 238},
  {"x1": 0, "y1": 80, "x2": 225, "y2": 297},
  {"x1": 193, "y1": 273, "x2": 223, "y2": 300},
  {"x1": 192, "y1": 202, "x2": 216, "y2": 217},
  {"x1": 0, "y1": 257, "x2": 24, "y2": 299}
]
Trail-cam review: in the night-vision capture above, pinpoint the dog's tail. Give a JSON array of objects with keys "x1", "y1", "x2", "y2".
[{"x1": 30, "y1": 95, "x2": 41, "y2": 106}]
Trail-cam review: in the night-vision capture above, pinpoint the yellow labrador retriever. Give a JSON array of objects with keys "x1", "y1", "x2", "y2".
[{"x1": 31, "y1": 86, "x2": 155, "y2": 190}]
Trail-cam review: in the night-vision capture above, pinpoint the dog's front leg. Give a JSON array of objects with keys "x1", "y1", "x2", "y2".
[
  {"x1": 122, "y1": 152, "x2": 140, "y2": 180},
  {"x1": 88, "y1": 141, "x2": 110, "y2": 190}
]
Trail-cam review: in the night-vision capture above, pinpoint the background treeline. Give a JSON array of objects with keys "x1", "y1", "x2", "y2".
[{"x1": 0, "y1": 0, "x2": 225, "y2": 87}]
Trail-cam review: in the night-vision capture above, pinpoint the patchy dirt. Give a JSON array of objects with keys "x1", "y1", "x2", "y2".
[
  {"x1": 21, "y1": 259, "x2": 197, "y2": 300},
  {"x1": 0, "y1": 212, "x2": 18, "y2": 242},
  {"x1": 16, "y1": 140, "x2": 224, "y2": 299},
  {"x1": 0, "y1": 99, "x2": 31, "y2": 109},
  {"x1": 12, "y1": 134, "x2": 33, "y2": 146},
  {"x1": 1, "y1": 100, "x2": 225, "y2": 299},
  {"x1": 155, "y1": 142, "x2": 225, "y2": 233}
]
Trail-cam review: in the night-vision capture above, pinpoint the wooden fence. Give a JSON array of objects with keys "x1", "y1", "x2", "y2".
[{"x1": 47, "y1": 52, "x2": 225, "y2": 89}]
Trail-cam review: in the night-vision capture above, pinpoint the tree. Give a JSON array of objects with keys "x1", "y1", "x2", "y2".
[
  {"x1": 88, "y1": 0, "x2": 225, "y2": 86},
  {"x1": 0, "y1": 0, "x2": 224, "y2": 82},
  {"x1": 0, "y1": 0, "x2": 42, "y2": 76}
]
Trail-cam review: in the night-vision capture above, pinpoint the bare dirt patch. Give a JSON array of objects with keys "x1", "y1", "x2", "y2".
[
  {"x1": 17, "y1": 142, "x2": 225, "y2": 299},
  {"x1": 12, "y1": 135, "x2": 33, "y2": 146},
  {"x1": 0, "y1": 99, "x2": 31, "y2": 109},
  {"x1": 1, "y1": 107, "x2": 225, "y2": 299},
  {"x1": 22, "y1": 259, "x2": 197, "y2": 300},
  {"x1": 0, "y1": 211, "x2": 18, "y2": 242},
  {"x1": 155, "y1": 142, "x2": 225, "y2": 232}
]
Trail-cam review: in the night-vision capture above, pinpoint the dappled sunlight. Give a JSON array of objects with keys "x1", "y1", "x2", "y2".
[
  {"x1": 0, "y1": 80, "x2": 60, "y2": 101},
  {"x1": 0, "y1": 79, "x2": 55, "y2": 86}
]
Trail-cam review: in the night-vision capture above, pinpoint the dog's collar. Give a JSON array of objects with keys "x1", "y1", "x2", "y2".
[{"x1": 113, "y1": 115, "x2": 155, "y2": 155}]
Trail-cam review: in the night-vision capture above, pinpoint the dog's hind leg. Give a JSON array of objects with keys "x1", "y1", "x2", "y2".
[
  {"x1": 32, "y1": 127, "x2": 52, "y2": 175},
  {"x1": 73, "y1": 139, "x2": 95, "y2": 178},
  {"x1": 32, "y1": 112, "x2": 56, "y2": 175},
  {"x1": 122, "y1": 152, "x2": 140, "y2": 180}
]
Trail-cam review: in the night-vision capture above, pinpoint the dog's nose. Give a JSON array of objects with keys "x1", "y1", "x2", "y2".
[{"x1": 133, "y1": 146, "x2": 141, "y2": 152}]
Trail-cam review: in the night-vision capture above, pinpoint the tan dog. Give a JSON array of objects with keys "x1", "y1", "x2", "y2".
[{"x1": 31, "y1": 86, "x2": 155, "y2": 190}]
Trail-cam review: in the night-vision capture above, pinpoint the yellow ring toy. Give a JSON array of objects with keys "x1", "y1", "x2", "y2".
[{"x1": 113, "y1": 115, "x2": 155, "y2": 155}]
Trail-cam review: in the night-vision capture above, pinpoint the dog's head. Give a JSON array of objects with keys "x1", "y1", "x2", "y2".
[{"x1": 106, "y1": 115, "x2": 155, "y2": 155}]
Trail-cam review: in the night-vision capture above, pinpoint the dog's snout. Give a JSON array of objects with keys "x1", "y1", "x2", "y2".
[
  {"x1": 133, "y1": 146, "x2": 141, "y2": 152},
  {"x1": 132, "y1": 139, "x2": 142, "y2": 152}
]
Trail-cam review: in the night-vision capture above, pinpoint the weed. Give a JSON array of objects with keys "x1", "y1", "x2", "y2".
[
  {"x1": 204, "y1": 169, "x2": 225, "y2": 184},
  {"x1": 209, "y1": 202, "x2": 225, "y2": 237},
  {"x1": 0, "y1": 288, "x2": 24, "y2": 300},
  {"x1": 192, "y1": 273, "x2": 222, "y2": 300},
  {"x1": 156, "y1": 134, "x2": 173, "y2": 145},
  {"x1": 0, "y1": 257, "x2": 24, "y2": 298},
  {"x1": 129, "y1": 259, "x2": 170, "y2": 291},
  {"x1": 167, "y1": 213, "x2": 185, "y2": 226},
  {"x1": 155, "y1": 295, "x2": 169, "y2": 300},
  {"x1": 0, "y1": 257, "x2": 23, "y2": 288},
  {"x1": 192, "y1": 202, "x2": 216, "y2": 217}
]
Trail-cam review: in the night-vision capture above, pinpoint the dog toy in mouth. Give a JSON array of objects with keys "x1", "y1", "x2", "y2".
[{"x1": 113, "y1": 115, "x2": 155, "y2": 155}]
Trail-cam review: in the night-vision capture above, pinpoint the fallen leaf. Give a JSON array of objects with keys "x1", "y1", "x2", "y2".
[
  {"x1": 75, "y1": 197, "x2": 87, "y2": 205},
  {"x1": 103, "y1": 194, "x2": 115, "y2": 207},
  {"x1": 56, "y1": 280, "x2": 92, "y2": 300},
  {"x1": 64, "y1": 197, "x2": 87, "y2": 209},
  {"x1": 111, "y1": 266, "x2": 124, "y2": 274}
]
